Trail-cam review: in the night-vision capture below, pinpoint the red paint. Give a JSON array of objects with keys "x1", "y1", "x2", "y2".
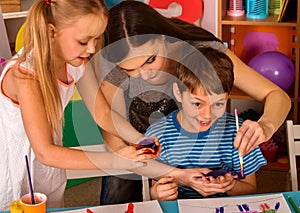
[
  {"x1": 124, "y1": 202, "x2": 134, "y2": 213},
  {"x1": 86, "y1": 209, "x2": 94, "y2": 213}
]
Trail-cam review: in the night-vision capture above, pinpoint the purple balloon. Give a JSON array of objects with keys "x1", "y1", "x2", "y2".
[{"x1": 248, "y1": 51, "x2": 295, "y2": 90}]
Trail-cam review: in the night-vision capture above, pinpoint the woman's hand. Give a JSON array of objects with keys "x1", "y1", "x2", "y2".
[
  {"x1": 234, "y1": 119, "x2": 267, "y2": 156},
  {"x1": 150, "y1": 176, "x2": 178, "y2": 201}
]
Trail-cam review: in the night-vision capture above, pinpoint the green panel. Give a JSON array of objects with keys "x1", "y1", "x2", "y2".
[
  {"x1": 66, "y1": 177, "x2": 96, "y2": 188},
  {"x1": 63, "y1": 100, "x2": 104, "y2": 147},
  {"x1": 63, "y1": 100, "x2": 104, "y2": 187}
]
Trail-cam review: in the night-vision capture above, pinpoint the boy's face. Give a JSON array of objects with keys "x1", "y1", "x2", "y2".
[{"x1": 174, "y1": 84, "x2": 228, "y2": 132}]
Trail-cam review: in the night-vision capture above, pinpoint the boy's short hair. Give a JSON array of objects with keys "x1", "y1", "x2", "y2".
[{"x1": 176, "y1": 47, "x2": 234, "y2": 95}]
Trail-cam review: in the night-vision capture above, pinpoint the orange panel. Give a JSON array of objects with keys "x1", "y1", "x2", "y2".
[{"x1": 230, "y1": 25, "x2": 296, "y2": 64}]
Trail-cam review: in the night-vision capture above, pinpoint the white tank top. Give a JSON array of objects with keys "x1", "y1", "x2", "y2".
[{"x1": 0, "y1": 49, "x2": 85, "y2": 210}]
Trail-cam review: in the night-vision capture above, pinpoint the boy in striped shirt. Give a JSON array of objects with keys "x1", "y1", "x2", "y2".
[{"x1": 146, "y1": 47, "x2": 266, "y2": 201}]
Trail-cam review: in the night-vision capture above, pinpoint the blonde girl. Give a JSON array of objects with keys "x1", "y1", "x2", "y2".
[{"x1": 0, "y1": 0, "x2": 158, "y2": 210}]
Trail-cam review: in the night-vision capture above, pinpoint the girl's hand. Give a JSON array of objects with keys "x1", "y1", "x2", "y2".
[
  {"x1": 152, "y1": 136, "x2": 162, "y2": 156},
  {"x1": 117, "y1": 145, "x2": 159, "y2": 161},
  {"x1": 234, "y1": 120, "x2": 267, "y2": 156},
  {"x1": 103, "y1": 145, "x2": 157, "y2": 170},
  {"x1": 150, "y1": 176, "x2": 178, "y2": 201},
  {"x1": 134, "y1": 136, "x2": 162, "y2": 157}
]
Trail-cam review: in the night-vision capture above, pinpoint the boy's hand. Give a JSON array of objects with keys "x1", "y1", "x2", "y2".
[
  {"x1": 169, "y1": 168, "x2": 237, "y2": 197},
  {"x1": 192, "y1": 173, "x2": 236, "y2": 196},
  {"x1": 170, "y1": 168, "x2": 210, "y2": 187},
  {"x1": 150, "y1": 176, "x2": 178, "y2": 201}
]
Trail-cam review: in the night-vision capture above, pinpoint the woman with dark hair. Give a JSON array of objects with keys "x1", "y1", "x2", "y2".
[{"x1": 98, "y1": 0, "x2": 290, "y2": 204}]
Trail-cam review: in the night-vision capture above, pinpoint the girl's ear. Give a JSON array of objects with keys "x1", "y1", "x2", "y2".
[
  {"x1": 48, "y1": 24, "x2": 57, "y2": 39},
  {"x1": 173, "y1": 82, "x2": 182, "y2": 103}
]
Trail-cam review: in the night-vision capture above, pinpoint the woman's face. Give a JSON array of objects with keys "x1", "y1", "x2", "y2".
[{"x1": 117, "y1": 38, "x2": 175, "y2": 85}]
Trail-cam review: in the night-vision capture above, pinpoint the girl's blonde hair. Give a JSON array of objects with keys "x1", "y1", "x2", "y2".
[{"x1": 17, "y1": 0, "x2": 108, "y2": 136}]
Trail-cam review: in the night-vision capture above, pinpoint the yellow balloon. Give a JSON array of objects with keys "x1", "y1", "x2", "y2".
[{"x1": 15, "y1": 23, "x2": 25, "y2": 52}]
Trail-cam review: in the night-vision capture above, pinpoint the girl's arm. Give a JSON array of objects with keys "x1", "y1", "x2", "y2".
[
  {"x1": 227, "y1": 50, "x2": 291, "y2": 155},
  {"x1": 14, "y1": 70, "x2": 151, "y2": 170},
  {"x1": 76, "y1": 63, "x2": 144, "y2": 144}
]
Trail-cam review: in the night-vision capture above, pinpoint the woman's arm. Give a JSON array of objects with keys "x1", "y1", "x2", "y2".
[
  {"x1": 76, "y1": 64, "x2": 144, "y2": 144},
  {"x1": 226, "y1": 173, "x2": 257, "y2": 196},
  {"x1": 100, "y1": 79, "x2": 138, "y2": 155},
  {"x1": 227, "y1": 50, "x2": 291, "y2": 155}
]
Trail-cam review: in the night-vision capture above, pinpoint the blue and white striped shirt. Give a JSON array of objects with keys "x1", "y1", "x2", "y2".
[{"x1": 145, "y1": 110, "x2": 266, "y2": 198}]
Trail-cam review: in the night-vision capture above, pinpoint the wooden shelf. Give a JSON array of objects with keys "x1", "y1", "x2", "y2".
[
  {"x1": 261, "y1": 162, "x2": 289, "y2": 172},
  {"x1": 2, "y1": 0, "x2": 34, "y2": 19},
  {"x1": 218, "y1": 0, "x2": 300, "y2": 123},
  {"x1": 261, "y1": 155, "x2": 300, "y2": 172},
  {"x1": 221, "y1": 14, "x2": 297, "y2": 27},
  {"x1": 229, "y1": 87, "x2": 254, "y2": 100},
  {"x1": 2, "y1": 11, "x2": 27, "y2": 19}
]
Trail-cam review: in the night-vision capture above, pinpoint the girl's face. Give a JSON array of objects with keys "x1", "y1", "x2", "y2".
[
  {"x1": 174, "y1": 84, "x2": 228, "y2": 132},
  {"x1": 117, "y1": 38, "x2": 175, "y2": 85},
  {"x1": 52, "y1": 13, "x2": 107, "y2": 67}
]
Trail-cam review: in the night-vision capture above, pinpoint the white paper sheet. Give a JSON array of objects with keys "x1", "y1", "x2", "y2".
[
  {"x1": 52, "y1": 200, "x2": 163, "y2": 213},
  {"x1": 178, "y1": 193, "x2": 291, "y2": 213}
]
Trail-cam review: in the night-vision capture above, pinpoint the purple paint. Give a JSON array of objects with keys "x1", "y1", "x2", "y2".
[
  {"x1": 205, "y1": 169, "x2": 245, "y2": 179},
  {"x1": 135, "y1": 138, "x2": 158, "y2": 154}
]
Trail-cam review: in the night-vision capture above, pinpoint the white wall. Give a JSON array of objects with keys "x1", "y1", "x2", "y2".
[
  {"x1": 201, "y1": 0, "x2": 218, "y2": 36},
  {"x1": 0, "y1": 7, "x2": 11, "y2": 60}
]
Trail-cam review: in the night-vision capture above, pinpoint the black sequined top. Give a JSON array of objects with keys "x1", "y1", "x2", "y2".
[{"x1": 104, "y1": 67, "x2": 179, "y2": 133}]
